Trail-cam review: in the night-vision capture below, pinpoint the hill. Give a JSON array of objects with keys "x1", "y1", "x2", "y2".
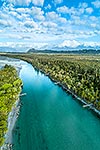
[{"x1": 27, "y1": 48, "x2": 100, "y2": 54}]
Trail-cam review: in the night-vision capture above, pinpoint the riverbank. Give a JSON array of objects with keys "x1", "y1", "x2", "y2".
[
  {"x1": 0, "y1": 65, "x2": 23, "y2": 149},
  {"x1": 33, "y1": 66, "x2": 100, "y2": 118},
  {"x1": 5, "y1": 54, "x2": 100, "y2": 118},
  {"x1": 0, "y1": 54, "x2": 100, "y2": 117}
]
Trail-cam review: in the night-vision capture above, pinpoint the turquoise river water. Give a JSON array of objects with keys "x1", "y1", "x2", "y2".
[
  {"x1": 12, "y1": 61, "x2": 100, "y2": 150},
  {"x1": 0, "y1": 57, "x2": 100, "y2": 150}
]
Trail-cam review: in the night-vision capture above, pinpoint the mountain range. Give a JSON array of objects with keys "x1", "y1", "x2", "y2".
[
  {"x1": 0, "y1": 45, "x2": 100, "y2": 54},
  {"x1": 28, "y1": 48, "x2": 100, "y2": 54}
]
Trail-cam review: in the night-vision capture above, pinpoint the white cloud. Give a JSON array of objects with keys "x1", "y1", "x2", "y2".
[
  {"x1": 92, "y1": 0, "x2": 100, "y2": 8},
  {"x1": 90, "y1": 16, "x2": 98, "y2": 21},
  {"x1": 57, "y1": 5, "x2": 85, "y2": 16},
  {"x1": 71, "y1": 16, "x2": 86, "y2": 25},
  {"x1": 0, "y1": 29, "x2": 3, "y2": 33},
  {"x1": 16, "y1": 7, "x2": 45, "y2": 22},
  {"x1": 17, "y1": 0, "x2": 31, "y2": 6},
  {"x1": 1, "y1": 40, "x2": 100, "y2": 50},
  {"x1": 58, "y1": 40, "x2": 100, "y2": 49},
  {"x1": 45, "y1": 4, "x2": 51, "y2": 10},
  {"x1": 2, "y1": 0, "x2": 44, "y2": 6},
  {"x1": 84, "y1": 41, "x2": 100, "y2": 47},
  {"x1": 59, "y1": 40, "x2": 81, "y2": 48},
  {"x1": 58, "y1": 17, "x2": 67, "y2": 24},
  {"x1": 16, "y1": 8, "x2": 31, "y2": 14},
  {"x1": 85, "y1": 7, "x2": 93, "y2": 14},
  {"x1": 46, "y1": 11, "x2": 59, "y2": 20},
  {"x1": 46, "y1": 11, "x2": 67, "y2": 26},
  {"x1": 30, "y1": 42, "x2": 49, "y2": 49},
  {"x1": 0, "y1": 11, "x2": 9, "y2": 19},
  {"x1": 78, "y1": 2, "x2": 88, "y2": 8},
  {"x1": 24, "y1": 20, "x2": 38, "y2": 28},
  {"x1": 57, "y1": 6, "x2": 69, "y2": 14},
  {"x1": 8, "y1": 34, "x2": 22, "y2": 39},
  {"x1": 31, "y1": 7, "x2": 45, "y2": 21},
  {"x1": 78, "y1": 8, "x2": 85, "y2": 14},
  {"x1": 70, "y1": 7, "x2": 78, "y2": 15},
  {"x1": 0, "y1": 0, "x2": 100, "y2": 50},
  {"x1": 32, "y1": 0, "x2": 44, "y2": 6},
  {"x1": 0, "y1": 41, "x2": 50, "y2": 50},
  {"x1": 90, "y1": 23, "x2": 97, "y2": 28},
  {"x1": 53, "y1": 0, "x2": 63, "y2": 5},
  {"x1": 4, "y1": 0, "x2": 31, "y2": 6},
  {"x1": 0, "y1": 19, "x2": 12, "y2": 27},
  {"x1": 9, "y1": 11, "x2": 19, "y2": 17},
  {"x1": 42, "y1": 22, "x2": 57, "y2": 28}
]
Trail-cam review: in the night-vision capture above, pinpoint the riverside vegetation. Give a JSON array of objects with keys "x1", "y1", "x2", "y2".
[
  {"x1": 0, "y1": 64, "x2": 22, "y2": 146},
  {"x1": 0, "y1": 53, "x2": 100, "y2": 110}
]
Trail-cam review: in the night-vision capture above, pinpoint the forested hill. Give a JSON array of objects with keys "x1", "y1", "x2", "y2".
[{"x1": 27, "y1": 48, "x2": 100, "y2": 54}]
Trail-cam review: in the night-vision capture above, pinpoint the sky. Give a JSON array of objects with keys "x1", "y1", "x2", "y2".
[{"x1": 0, "y1": 0, "x2": 100, "y2": 50}]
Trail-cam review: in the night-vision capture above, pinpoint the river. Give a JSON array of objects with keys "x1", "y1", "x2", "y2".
[{"x1": 0, "y1": 57, "x2": 100, "y2": 150}]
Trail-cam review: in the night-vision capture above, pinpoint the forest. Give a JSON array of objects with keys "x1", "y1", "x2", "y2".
[
  {"x1": 0, "y1": 53, "x2": 100, "y2": 109},
  {"x1": 4, "y1": 53, "x2": 100, "y2": 111},
  {"x1": 0, "y1": 65, "x2": 22, "y2": 146}
]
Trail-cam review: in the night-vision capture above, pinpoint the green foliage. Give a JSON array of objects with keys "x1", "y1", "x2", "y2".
[
  {"x1": 12, "y1": 53, "x2": 100, "y2": 110},
  {"x1": 0, "y1": 65, "x2": 22, "y2": 146}
]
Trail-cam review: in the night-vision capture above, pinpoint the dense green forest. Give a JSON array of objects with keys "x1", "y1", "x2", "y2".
[
  {"x1": 0, "y1": 53, "x2": 100, "y2": 111},
  {"x1": 4, "y1": 53, "x2": 100, "y2": 111},
  {"x1": 0, "y1": 65, "x2": 22, "y2": 146}
]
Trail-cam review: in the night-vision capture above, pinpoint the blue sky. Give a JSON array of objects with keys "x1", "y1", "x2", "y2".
[{"x1": 0, "y1": 0, "x2": 100, "y2": 50}]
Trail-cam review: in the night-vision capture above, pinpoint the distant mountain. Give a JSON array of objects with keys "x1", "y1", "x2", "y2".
[
  {"x1": 0, "y1": 46, "x2": 29, "y2": 52},
  {"x1": 28, "y1": 48, "x2": 56, "y2": 53},
  {"x1": 0, "y1": 47, "x2": 17, "y2": 52},
  {"x1": 1, "y1": 45, "x2": 100, "y2": 54},
  {"x1": 27, "y1": 48, "x2": 100, "y2": 54}
]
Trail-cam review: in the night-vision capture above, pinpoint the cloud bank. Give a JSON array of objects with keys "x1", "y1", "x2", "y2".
[{"x1": 0, "y1": 0, "x2": 100, "y2": 50}]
